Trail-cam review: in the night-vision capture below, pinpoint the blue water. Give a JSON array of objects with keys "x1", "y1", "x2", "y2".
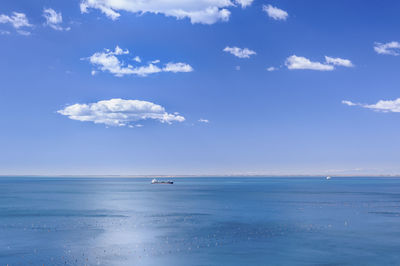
[{"x1": 1, "y1": 177, "x2": 400, "y2": 265}]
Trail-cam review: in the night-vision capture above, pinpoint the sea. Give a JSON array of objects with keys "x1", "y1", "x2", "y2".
[{"x1": 1, "y1": 177, "x2": 400, "y2": 265}]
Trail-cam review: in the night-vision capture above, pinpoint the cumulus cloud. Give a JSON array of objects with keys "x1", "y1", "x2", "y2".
[
  {"x1": 285, "y1": 55, "x2": 334, "y2": 71},
  {"x1": 80, "y1": 0, "x2": 253, "y2": 24},
  {"x1": 285, "y1": 55, "x2": 353, "y2": 71},
  {"x1": 325, "y1": 56, "x2": 354, "y2": 67},
  {"x1": 86, "y1": 45, "x2": 193, "y2": 77},
  {"x1": 198, "y1": 118, "x2": 209, "y2": 123},
  {"x1": 342, "y1": 98, "x2": 400, "y2": 113},
  {"x1": 0, "y1": 12, "x2": 32, "y2": 35},
  {"x1": 43, "y1": 8, "x2": 70, "y2": 31},
  {"x1": 223, "y1": 46, "x2": 256, "y2": 58},
  {"x1": 266, "y1": 66, "x2": 277, "y2": 71},
  {"x1": 262, "y1": 4, "x2": 288, "y2": 20},
  {"x1": 374, "y1": 41, "x2": 400, "y2": 56},
  {"x1": 58, "y1": 98, "x2": 185, "y2": 126}
]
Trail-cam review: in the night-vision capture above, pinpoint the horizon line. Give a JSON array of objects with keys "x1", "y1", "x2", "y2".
[{"x1": 1, "y1": 174, "x2": 400, "y2": 178}]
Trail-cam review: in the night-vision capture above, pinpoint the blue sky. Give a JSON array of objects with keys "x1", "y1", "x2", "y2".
[{"x1": 1, "y1": 0, "x2": 400, "y2": 176}]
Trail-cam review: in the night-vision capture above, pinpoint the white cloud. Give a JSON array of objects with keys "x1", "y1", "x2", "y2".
[
  {"x1": 223, "y1": 46, "x2": 256, "y2": 58},
  {"x1": 325, "y1": 56, "x2": 354, "y2": 67},
  {"x1": 128, "y1": 124, "x2": 144, "y2": 128},
  {"x1": 0, "y1": 12, "x2": 32, "y2": 28},
  {"x1": 0, "y1": 12, "x2": 32, "y2": 35},
  {"x1": 235, "y1": 0, "x2": 253, "y2": 8},
  {"x1": 266, "y1": 66, "x2": 277, "y2": 71},
  {"x1": 199, "y1": 118, "x2": 209, "y2": 123},
  {"x1": 374, "y1": 41, "x2": 400, "y2": 56},
  {"x1": 285, "y1": 55, "x2": 334, "y2": 71},
  {"x1": 113, "y1": 45, "x2": 129, "y2": 55},
  {"x1": 262, "y1": 4, "x2": 288, "y2": 21},
  {"x1": 16, "y1": 30, "x2": 31, "y2": 36},
  {"x1": 151, "y1": 59, "x2": 160, "y2": 64},
  {"x1": 285, "y1": 55, "x2": 353, "y2": 71},
  {"x1": 80, "y1": 0, "x2": 253, "y2": 24},
  {"x1": 0, "y1": 29, "x2": 10, "y2": 35},
  {"x1": 131, "y1": 63, "x2": 162, "y2": 76},
  {"x1": 163, "y1": 62, "x2": 193, "y2": 73},
  {"x1": 341, "y1": 100, "x2": 357, "y2": 106},
  {"x1": 342, "y1": 98, "x2": 400, "y2": 113},
  {"x1": 133, "y1": 56, "x2": 141, "y2": 63},
  {"x1": 86, "y1": 45, "x2": 193, "y2": 77},
  {"x1": 58, "y1": 98, "x2": 185, "y2": 126},
  {"x1": 43, "y1": 8, "x2": 70, "y2": 31}
]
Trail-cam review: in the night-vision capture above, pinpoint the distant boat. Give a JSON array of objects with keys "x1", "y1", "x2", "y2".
[
  {"x1": 326, "y1": 176, "x2": 332, "y2": 180},
  {"x1": 151, "y1": 179, "x2": 173, "y2": 184}
]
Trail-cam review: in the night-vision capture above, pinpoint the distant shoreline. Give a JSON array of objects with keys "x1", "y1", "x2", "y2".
[{"x1": 1, "y1": 175, "x2": 400, "y2": 178}]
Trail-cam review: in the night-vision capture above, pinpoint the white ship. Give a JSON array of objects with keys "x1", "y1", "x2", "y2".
[{"x1": 151, "y1": 179, "x2": 174, "y2": 184}]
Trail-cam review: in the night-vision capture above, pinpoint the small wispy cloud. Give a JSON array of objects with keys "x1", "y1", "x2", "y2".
[
  {"x1": 223, "y1": 46, "x2": 256, "y2": 58},
  {"x1": 342, "y1": 98, "x2": 400, "y2": 113},
  {"x1": 0, "y1": 29, "x2": 10, "y2": 35},
  {"x1": 85, "y1": 45, "x2": 193, "y2": 77},
  {"x1": 43, "y1": 8, "x2": 70, "y2": 31},
  {"x1": 285, "y1": 55, "x2": 353, "y2": 71},
  {"x1": 266, "y1": 66, "x2": 277, "y2": 72},
  {"x1": 163, "y1": 62, "x2": 193, "y2": 73},
  {"x1": 198, "y1": 119, "x2": 209, "y2": 123},
  {"x1": 133, "y1": 56, "x2": 141, "y2": 63},
  {"x1": 325, "y1": 56, "x2": 354, "y2": 67},
  {"x1": 374, "y1": 41, "x2": 400, "y2": 56},
  {"x1": 262, "y1": 4, "x2": 288, "y2": 21},
  {"x1": 341, "y1": 100, "x2": 357, "y2": 106},
  {"x1": 0, "y1": 12, "x2": 32, "y2": 35},
  {"x1": 235, "y1": 0, "x2": 253, "y2": 8},
  {"x1": 16, "y1": 30, "x2": 31, "y2": 36}
]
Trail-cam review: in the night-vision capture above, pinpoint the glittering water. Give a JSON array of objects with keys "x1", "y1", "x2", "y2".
[{"x1": 1, "y1": 177, "x2": 400, "y2": 265}]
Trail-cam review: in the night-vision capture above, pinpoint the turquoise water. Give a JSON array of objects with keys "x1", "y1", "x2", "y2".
[{"x1": 1, "y1": 177, "x2": 400, "y2": 265}]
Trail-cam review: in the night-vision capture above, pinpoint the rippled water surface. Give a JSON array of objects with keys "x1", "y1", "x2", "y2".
[{"x1": 1, "y1": 177, "x2": 400, "y2": 265}]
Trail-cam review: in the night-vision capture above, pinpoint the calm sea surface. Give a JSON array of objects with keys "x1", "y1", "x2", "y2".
[{"x1": 1, "y1": 177, "x2": 400, "y2": 265}]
